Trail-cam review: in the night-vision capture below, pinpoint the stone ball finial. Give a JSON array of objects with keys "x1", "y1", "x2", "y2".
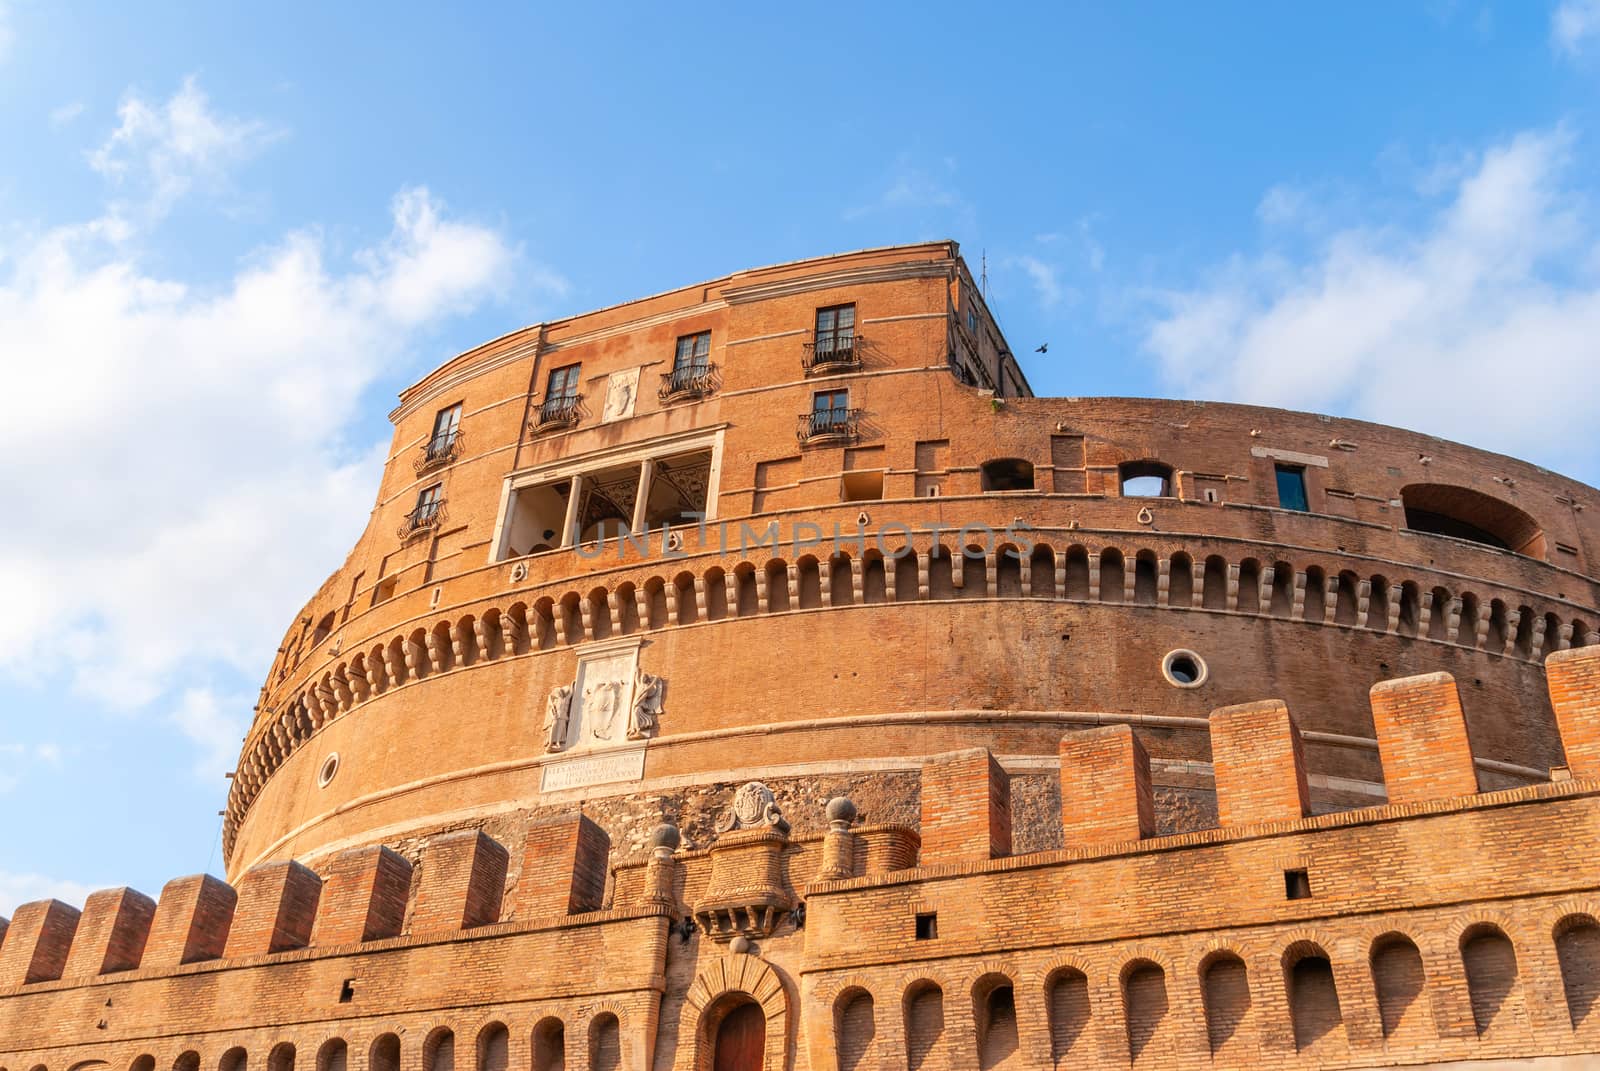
[
  {"x1": 825, "y1": 796, "x2": 858, "y2": 828},
  {"x1": 730, "y1": 935, "x2": 754, "y2": 955},
  {"x1": 648, "y1": 823, "x2": 681, "y2": 851}
]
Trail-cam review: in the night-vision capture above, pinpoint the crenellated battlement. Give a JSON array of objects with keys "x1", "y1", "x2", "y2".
[{"x1": 8, "y1": 649, "x2": 1600, "y2": 1070}]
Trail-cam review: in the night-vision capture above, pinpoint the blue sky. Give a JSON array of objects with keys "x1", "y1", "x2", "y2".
[{"x1": 3, "y1": 2, "x2": 1600, "y2": 912}]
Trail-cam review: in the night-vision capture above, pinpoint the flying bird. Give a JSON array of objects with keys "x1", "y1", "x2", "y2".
[{"x1": 1035, "y1": 343, "x2": 1049, "y2": 353}]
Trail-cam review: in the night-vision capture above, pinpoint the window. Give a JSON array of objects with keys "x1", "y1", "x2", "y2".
[
  {"x1": 1120, "y1": 461, "x2": 1173, "y2": 497},
  {"x1": 815, "y1": 303, "x2": 856, "y2": 357},
  {"x1": 428, "y1": 403, "x2": 462, "y2": 458},
  {"x1": 812, "y1": 389, "x2": 850, "y2": 432},
  {"x1": 535, "y1": 364, "x2": 582, "y2": 428},
  {"x1": 841, "y1": 471, "x2": 884, "y2": 502},
  {"x1": 981, "y1": 458, "x2": 1035, "y2": 492},
  {"x1": 1276, "y1": 464, "x2": 1310, "y2": 512},
  {"x1": 411, "y1": 484, "x2": 443, "y2": 527},
  {"x1": 967, "y1": 309, "x2": 977, "y2": 332},
  {"x1": 672, "y1": 332, "x2": 710, "y2": 374},
  {"x1": 915, "y1": 912, "x2": 938, "y2": 940},
  {"x1": 1400, "y1": 483, "x2": 1545, "y2": 556},
  {"x1": 1285, "y1": 868, "x2": 1312, "y2": 900}
]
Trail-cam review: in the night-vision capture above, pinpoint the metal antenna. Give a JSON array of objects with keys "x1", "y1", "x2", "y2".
[{"x1": 980, "y1": 250, "x2": 989, "y2": 300}]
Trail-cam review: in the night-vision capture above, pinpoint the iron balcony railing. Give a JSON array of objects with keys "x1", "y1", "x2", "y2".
[
  {"x1": 796, "y1": 407, "x2": 862, "y2": 445},
  {"x1": 802, "y1": 332, "x2": 863, "y2": 373},
  {"x1": 398, "y1": 500, "x2": 446, "y2": 541},
  {"x1": 413, "y1": 430, "x2": 463, "y2": 474},
  {"x1": 529, "y1": 394, "x2": 582, "y2": 433},
  {"x1": 659, "y1": 362, "x2": 717, "y2": 402}
]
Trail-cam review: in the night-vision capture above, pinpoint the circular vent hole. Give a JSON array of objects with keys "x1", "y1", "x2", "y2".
[
  {"x1": 317, "y1": 752, "x2": 340, "y2": 788},
  {"x1": 1162, "y1": 649, "x2": 1208, "y2": 689}
]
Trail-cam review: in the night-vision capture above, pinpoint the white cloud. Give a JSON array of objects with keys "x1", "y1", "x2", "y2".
[
  {"x1": 88, "y1": 76, "x2": 282, "y2": 219},
  {"x1": 1015, "y1": 254, "x2": 1065, "y2": 308},
  {"x1": 49, "y1": 101, "x2": 85, "y2": 126},
  {"x1": 1144, "y1": 127, "x2": 1600, "y2": 477},
  {"x1": 1554, "y1": 0, "x2": 1600, "y2": 54},
  {"x1": 0, "y1": 80, "x2": 549, "y2": 762},
  {"x1": 0, "y1": 870, "x2": 101, "y2": 917}
]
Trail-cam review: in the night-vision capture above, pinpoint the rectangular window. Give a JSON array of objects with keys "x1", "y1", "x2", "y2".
[
  {"x1": 1285, "y1": 868, "x2": 1312, "y2": 900},
  {"x1": 915, "y1": 912, "x2": 938, "y2": 940},
  {"x1": 1275, "y1": 464, "x2": 1310, "y2": 512},
  {"x1": 672, "y1": 331, "x2": 711, "y2": 374},
  {"x1": 813, "y1": 388, "x2": 849, "y2": 428},
  {"x1": 427, "y1": 402, "x2": 462, "y2": 458},
  {"x1": 814, "y1": 303, "x2": 856, "y2": 356},
  {"x1": 546, "y1": 363, "x2": 581, "y2": 401},
  {"x1": 413, "y1": 483, "x2": 443, "y2": 524}
]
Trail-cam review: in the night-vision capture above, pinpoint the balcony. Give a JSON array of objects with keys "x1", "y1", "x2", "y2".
[
  {"x1": 659, "y1": 363, "x2": 718, "y2": 403},
  {"x1": 796, "y1": 408, "x2": 861, "y2": 446},
  {"x1": 529, "y1": 394, "x2": 582, "y2": 434},
  {"x1": 802, "y1": 333, "x2": 863, "y2": 375},
  {"x1": 413, "y1": 430, "x2": 463, "y2": 475},
  {"x1": 398, "y1": 500, "x2": 446, "y2": 542}
]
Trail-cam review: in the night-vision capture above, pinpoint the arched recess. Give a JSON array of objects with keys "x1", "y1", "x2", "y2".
[
  {"x1": 1043, "y1": 966, "x2": 1091, "y2": 1063},
  {"x1": 1555, "y1": 913, "x2": 1600, "y2": 1028},
  {"x1": 971, "y1": 972, "x2": 1019, "y2": 1070},
  {"x1": 1199, "y1": 950, "x2": 1252, "y2": 1056},
  {"x1": 129, "y1": 1059, "x2": 155, "y2": 1071},
  {"x1": 1401, "y1": 483, "x2": 1546, "y2": 558},
  {"x1": 476, "y1": 1023, "x2": 509, "y2": 1071},
  {"x1": 423, "y1": 1028, "x2": 455, "y2": 1071},
  {"x1": 173, "y1": 1053, "x2": 201, "y2": 1071},
  {"x1": 314, "y1": 1042, "x2": 346, "y2": 1071},
  {"x1": 532, "y1": 1018, "x2": 566, "y2": 1071},
  {"x1": 588, "y1": 1013, "x2": 621, "y2": 1071},
  {"x1": 267, "y1": 1043, "x2": 294, "y2": 1071},
  {"x1": 1121, "y1": 959, "x2": 1170, "y2": 1064},
  {"x1": 834, "y1": 988, "x2": 876, "y2": 1071},
  {"x1": 368, "y1": 1035, "x2": 400, "y2": 1071},
  {"x1": 1461, "y1": 923, "x2": 1522, "y2": 1037},
  {"x1": 218, "y1": 1050, "x2": 247, "y2": 1071},
  {"x1": 903, "y1": 979, "x2": 946, "y2": 1070},
  {"x1": 681, "y1": 954, "x2": 789, "y2": 1071},
  {"x1": 1370, "y1": 933, "x2": 1432, "y2": 1040},
  {"x1": 1284, "y1": 942, "x2": 1346, "y2": 1056}
]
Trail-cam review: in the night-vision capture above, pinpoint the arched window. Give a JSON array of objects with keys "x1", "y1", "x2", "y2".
[
  {"x1": 130, "y1": 1058, "x2": 156, "y2": 1071},
  {"x1": 311, "y1": 612, "x2": 335, "y2": 646},
  {"x1": 1401, "y1": 484, "x2": 1546, "y2": 558},
  {"x1": 1045, "y1": 968, "x2": 1091, "y2": 1062},
  {"x1": 267, "y1": 1046, "x2": 294, "y2": 1071},
  {"x1": 218, "y1": 1050, "x2": 247, "y2": 1071},
  {"x1": 1371, "y1": 934, "x2": 1430, "y2": 1039},
  {"x1": 173, "y1": 1053, "x2": 201, "y2": 1071},
  {"x1": 1461, "y1": 924, "x2": 1520, "y2": 1036},
  {"x1": 980, "y1": 458, "x2": 1035, "y2": 491},
  {"x1": 1201, "y1": 952, "x2": 1251, "y2": 1056},
  {"x1": 1119, "y1": 461, "x2": 1173, "y2": 497}
]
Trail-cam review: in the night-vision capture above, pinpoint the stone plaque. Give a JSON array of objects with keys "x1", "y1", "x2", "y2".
[
  {"x1": 601, "y1": 368, "x2": 640, "y2": 423},
  {"x1": 540, "y1": 743, "x2": 647, "y2": 792}
]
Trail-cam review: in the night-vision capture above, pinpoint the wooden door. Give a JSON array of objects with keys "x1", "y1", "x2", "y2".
[{"x1": 713, "y1": 1002, "x2": 765, "y2": 1071}]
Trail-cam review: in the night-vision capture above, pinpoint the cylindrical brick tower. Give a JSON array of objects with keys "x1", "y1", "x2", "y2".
[{"x1": 224, "y1": 240, "x2": 1600, "y2": 881}]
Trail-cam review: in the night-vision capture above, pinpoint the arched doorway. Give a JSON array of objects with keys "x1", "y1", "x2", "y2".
[{"x1": 713, "y1": 1001, "x2": 765, "y2": 1071}]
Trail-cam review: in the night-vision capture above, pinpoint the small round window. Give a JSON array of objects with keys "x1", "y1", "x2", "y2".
[
  {"x1": 317, "y1": 752, "x2": 340, "y2": 788},
  {"x1": 1162, "y1": 649, "x2": 1208, "y2": 688}
]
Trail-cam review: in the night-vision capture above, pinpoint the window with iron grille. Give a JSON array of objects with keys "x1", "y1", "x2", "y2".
[
  {"x1": 673, "y1": 332, "x2": 710, "y2": 374},
  {"x1": 426, "y1": 403, "x2": 462, "y2": 460},
  {"x1": 812, "y1": 388, "x2": 850, "y2": 430},
  {"x1": 414, "y1": 483, "x2": 443, "y2": 520},
  {"x1": 546, "y1": 363, "x2": 581, "y2": 401},
  {"x1": 814, "y1": 303, "x2": 856, "y2": 357}
]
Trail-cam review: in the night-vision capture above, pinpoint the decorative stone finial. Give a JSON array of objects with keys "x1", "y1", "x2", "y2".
[
  {"x1": 825, "y1": 796, "x2": 858, "y2": 830},
  {"x1": 648, "y1": 823, "x2": 681, "y2": 851},
  {"x1": 730, "y1": 935, "x2": 754, "y2": 955}
]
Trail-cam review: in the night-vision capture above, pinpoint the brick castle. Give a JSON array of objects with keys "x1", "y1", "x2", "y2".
[{"x1": 3, "y1": 241, "x2": 1600, "y2": 1069}]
